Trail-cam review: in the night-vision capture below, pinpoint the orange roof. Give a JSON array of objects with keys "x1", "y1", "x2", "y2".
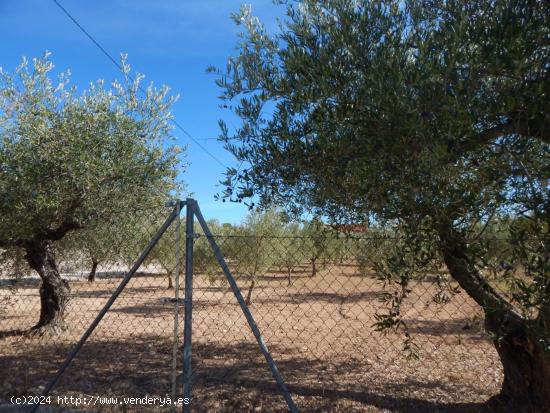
[{"x1": 330, "y1": 224, "x2": 369, "y2": 233}]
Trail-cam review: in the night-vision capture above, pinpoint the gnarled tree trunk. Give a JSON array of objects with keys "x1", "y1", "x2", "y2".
[
  {"x1": 485, "y1": 311, "x2": 550, "y2": 412},
  {"x1": 167, "y1": 271, "x2": 174, "y2": 289},
  {"x1": 24, "y1": 239, "x2": 70, "y2": 334},
  {"x1": 88, "y1": 257, "x2": 99, "y2": 282},
  {"x1": 245, "y1": 279, "x2": 255, "y2": 306},
  {"x1": 440, "y1": 228, "x2": 550, "y2": 412}
]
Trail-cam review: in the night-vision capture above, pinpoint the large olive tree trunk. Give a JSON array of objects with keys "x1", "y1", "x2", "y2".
[
  {"x1": 24, "y1": 239, "x2": 70, "y2": 334},
  {"x1": 440, "y1": 228, "x2": 550, "y2": 412},
  {"x1": 485, "y1": 312, "x2": 550, "y2": 412}
]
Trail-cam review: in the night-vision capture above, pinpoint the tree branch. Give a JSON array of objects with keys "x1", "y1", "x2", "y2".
[
  {"x1": 447, "y1": 117, "x2": 548, "y2": 156},
  {"x1": 37, "y1": 198, "x2": 85, "y2": 241},
  {"x1": 476, "y1": 117, "x2": 548, "y2": 148},
  {"x1": 40, "y1": 218, "x2": 83, "y2": 241},
  {"x1": 439, "y1": 224, "x2": 523, "y2": 320},
  {"x1": 0, "y1": 238, "x2": 25, "y2": 248}
]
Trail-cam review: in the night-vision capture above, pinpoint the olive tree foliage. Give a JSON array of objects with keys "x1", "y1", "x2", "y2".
[
  {"x1": 145, "y1": 217, "x2": 232, "y2": 290},
  {"x1": 194, "y1": 218, "x2": 229, "y2": 284},
  {"x1": 142, "y1": 215, "x2": 185, "y2": 290},
  {"x1": 353, "y1": 229, "x2": 398, "y2": 278},
  {"x1": 231, "y1": 208, "x2": 286, "y2": 304},
  {"x1": 273, "y1": 220, "x2": 303, "y2": 285},
  {"x1": 55, "y1": 222, "x2": 116, "y2": 282},
  {"x1": 301, "y1": 218, "x2": 333, "y2": 276},
  {"x1": 56, "y1": 212, "x2": 162, "y2": 283},
  {"x1": 0, "y1": 53, "x2": 184, "y2": 333},
  {"x1": 212, "y1": 0, "x2": 549, "y2": 409},
  {"x1": 0, "y1": 246, "x2": 29, "y2": 280}
]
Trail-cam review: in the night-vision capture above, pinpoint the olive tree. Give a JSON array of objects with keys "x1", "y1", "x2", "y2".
[
  {"x1": 56, "y1": 220, "x2": 135, "y2": 283},
  {"x1": 0, "y1": 54, "x2": 183, "y2": 334},
  {"x1": 147, "y1": 217, "x2": 230, "y2": 290},
  {"x1": 274, "y1": 221, "x2": 303, "y2": 285},
  {"x1": 353, "y1": 228, "x2": 397, "y2": 278},
  {"x1": 233, "y1": 208, "x2": 285, "y2": 304},
  {"x1": 302, "y1": 219, "x2": 333, "y2": 276},
  {"x1": 142, "y1": 215, "x2": 185, "y2": 290},
  {"x1": 194, "y1": 218, "x2": 228, "y2": 284},
  {"x1": 213, "y1": 0, "x2": 549, "y2": 409}
]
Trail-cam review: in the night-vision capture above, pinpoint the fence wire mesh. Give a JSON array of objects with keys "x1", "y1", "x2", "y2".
[{"x1": 0, "y1": 206, "x2": 505, "y2": 413}]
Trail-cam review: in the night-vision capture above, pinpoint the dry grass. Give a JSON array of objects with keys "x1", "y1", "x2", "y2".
[{"x1": 0, "y1": 263, "x2": 503, "y2": 412}]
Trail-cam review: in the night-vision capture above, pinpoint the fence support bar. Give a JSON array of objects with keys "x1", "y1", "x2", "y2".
[
  {"x1": 182, "y1": 198, "x2": 195, "y2": 413},
  {"x1": 194, "y1": 204, "x2": 299, "y2": 413},
  {"x1": 171, "y1": 200, "x2": 182, "y2": 409},
  {"x1": 28, "y1": 200, "x2": 185, "y2": 413}
]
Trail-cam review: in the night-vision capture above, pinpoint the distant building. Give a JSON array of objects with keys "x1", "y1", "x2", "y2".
[{"x1": 330, "y1": 223, "x2": 369, "y2": 233}]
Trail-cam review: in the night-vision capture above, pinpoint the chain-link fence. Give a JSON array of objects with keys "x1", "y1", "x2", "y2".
[{"x1": 0, "y1": 201, "x2": 503, "y2": 413}]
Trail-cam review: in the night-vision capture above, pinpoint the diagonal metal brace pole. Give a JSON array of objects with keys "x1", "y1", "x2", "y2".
[
  {"x1": 194, "y1": 203, "x2": 299, "y2": 413},
  {"x1": 28, "y1": 200, "x2": 185, "y2": 413},
  {"x1": 182, "y1": 198, "x2": 195, "y2": 413}
]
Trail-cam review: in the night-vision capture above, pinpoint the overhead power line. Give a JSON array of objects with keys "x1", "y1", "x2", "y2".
[{"x1": 52, "y1": 0, "x2": 227, "y2": 169}]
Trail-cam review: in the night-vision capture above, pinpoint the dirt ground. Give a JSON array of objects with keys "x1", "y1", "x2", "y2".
[{"x1": 0, "y1": 263, "x2": 503, "y2": 412}]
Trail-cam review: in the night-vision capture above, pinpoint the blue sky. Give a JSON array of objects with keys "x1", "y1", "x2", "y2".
[{"x1": 0, "y1": 0, "x2": 284, "y2": 224}]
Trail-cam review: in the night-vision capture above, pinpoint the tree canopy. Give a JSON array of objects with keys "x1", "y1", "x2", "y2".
[
  {"x1": 0, "y1": 53, "x2": 183, "y2": 247},
  {"x1": 213, "y1": 0, "x2": 549, "y2": 409},
  {"x1": 0, "y1": 53, "x2": 184, "y2": 333}
]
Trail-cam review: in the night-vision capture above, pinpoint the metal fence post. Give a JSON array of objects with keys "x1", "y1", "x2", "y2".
[
  {"x1": 182, "y1": 198, "x2": 195, "y2": 413},
  {"x1": 171, "y1": 200, "x2": 182, "y2": 410}
]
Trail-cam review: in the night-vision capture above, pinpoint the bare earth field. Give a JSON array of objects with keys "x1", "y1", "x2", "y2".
[{"x1": 0, "y1": 263, "x2": 502, "y2": 412}]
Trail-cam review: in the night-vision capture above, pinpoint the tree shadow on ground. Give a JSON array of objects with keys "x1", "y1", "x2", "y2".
[
  {"x1": 108, "y1": 297, "x2": 239, "y2": 316},
  {"x1": 252, "y1": 290, "x2": 387, "y2": 305},
  {"x1": 0, "y1": 328, "x2": 26, "y2": 339},
  {"x1": 405, "y1": 318, "x2": 490, "y2": 341},
  {"x1": 253, "y1": 273, "x2": 321, "y2": 283},
  {"x1": 0, "y1": 334, "x2": 503, "y2": 413}
]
